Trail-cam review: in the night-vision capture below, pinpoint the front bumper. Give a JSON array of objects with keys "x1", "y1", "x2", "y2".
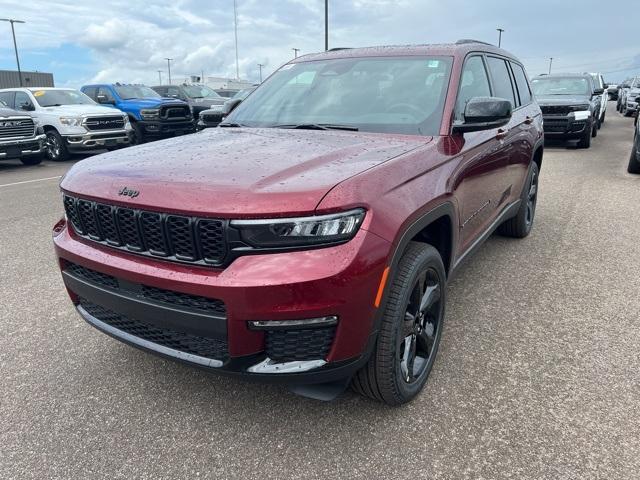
[
  {"x1": 53, "y1": 219, "x2": 390, "y2": 383},
  {"x1": 64, "y1": 129, "x2": 131, "y2": 150},
  {"x1": 625, "y1": 100, "x2": 638, "y2": 112},
  {"x1": 542, "y1": 115, "x2": 591, "y2": 139},
  {"x1": 138, "y1": 120, "x2": 196, "y2": 137},
  {"x1": 0, "y1": 133, "x2": 46, "y2": 159}
]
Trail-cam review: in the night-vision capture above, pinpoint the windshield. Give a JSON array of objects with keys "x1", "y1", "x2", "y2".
[
  {"x1": 114, "y1": 85, "x2": 161, "y2": 100},
  {"x1": 530, "y1": 77, "x2": 591, "y2": 96},
  {"x1": 31, "y1": 89, "x2": 95, "y2": 107},
  {"x1": 228, "y1": 56, "x2": 453, "y2": 135},
  {"x1": 232, "y1": 88, "x2": 255, "y2": 100},
  {"x1": 183, "y1": 85, "x2": 222, "y2": 99}
]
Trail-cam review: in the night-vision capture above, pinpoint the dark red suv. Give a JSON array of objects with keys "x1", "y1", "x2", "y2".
[{"x1": 54, "y1": 41, "x2": 543, "y2": 405}]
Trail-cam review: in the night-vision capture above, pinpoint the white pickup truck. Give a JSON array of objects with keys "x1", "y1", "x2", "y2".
[{"x1": 0, "y1": 87, "x2": 133, "y2": 161}]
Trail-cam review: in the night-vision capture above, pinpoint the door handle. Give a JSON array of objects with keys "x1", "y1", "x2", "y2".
[
  {"x1": 496, "y1": 128, "x2": 509, "y2": 140},
  {"x1": 524, "y1": 116, "x2": 534, "y2": 125}
]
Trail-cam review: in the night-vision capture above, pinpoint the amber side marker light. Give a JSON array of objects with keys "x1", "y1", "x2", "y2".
[{"x1": 374, "y1": 266, "x2": 390, "y2": 307}]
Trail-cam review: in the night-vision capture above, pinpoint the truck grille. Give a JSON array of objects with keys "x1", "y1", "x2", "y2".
[
  {"x1": 0, "y1": 117, "x2": 35, "y2": 139},
  {"x1": 63, "y1": 195, "x2": 227, "y2": 266},
  {"x1": 540, "y1": 105, "x2": 572, "y2": 116},
  {"x1": 161, "y1": 105, "x2": 190, "y2": 119},
  {"x1": 79, "y1": 298, "x2": 230, "y2": 362},
  {"x1": 84, "y1": 116, "x2": 125, "y2": 131},
  {"x1": 543, "y1": 118, "x2": 569, "y2": 133}
]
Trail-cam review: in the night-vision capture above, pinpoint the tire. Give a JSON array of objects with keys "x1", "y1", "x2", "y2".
[
  {"x1": 20, "y1": 153, "x2": 43, "y2": 166},
  {"x1": 591, "y1": 120, "x2": 598, "y2": 138},
  {"x1": 130, "y1": 122, "x2": 145, "y2": 145},
  {"x1": 497, "y1": 161, "x2": 539, "y2": 238},
  {"x1": 601, "y1": 110, "x2": 606, "y2": 125},
  {"x1": 628, "y1": 135, "x2": 640, "y2": 174},
  {"x1": 44, "y1": 130, "x2": 70, "y2": 162},
  {"x1": 577, "y1": 124, "x2": 591, "y2": 148},
  {"x1": 351, "y1": 242, "x2": 446, "y2": 406}
]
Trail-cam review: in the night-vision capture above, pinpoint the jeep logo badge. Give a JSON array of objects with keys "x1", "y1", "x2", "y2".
[{"x1": 118, "y1": 187, "x2": 139, "y2": 198}]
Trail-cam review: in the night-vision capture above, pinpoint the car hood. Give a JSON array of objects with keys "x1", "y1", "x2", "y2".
[
  {"x1": 61, "y1": 127, "x2": 430, "y2": 216},
  {"x1": 535, "y1": 95, "x2": 592, "y2": 106},
  {"x1": 0, "y1": 107, "x2": 31, "y2": 118},
  {"x1": 39, "y1": 104, "x2": 125, "y2": 116},
  {"x1": 121, "y1": 98, "x2": 187, "y2": 108}
]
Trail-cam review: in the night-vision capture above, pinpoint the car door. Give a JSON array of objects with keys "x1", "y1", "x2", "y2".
[{"x1": 452, "y1": 54, "x2": 518, "y2": 253}]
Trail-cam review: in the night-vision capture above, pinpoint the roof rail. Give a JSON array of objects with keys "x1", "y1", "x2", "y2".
[{"x1": 455, "y1": 39, "x2": 494, "y2": 46}]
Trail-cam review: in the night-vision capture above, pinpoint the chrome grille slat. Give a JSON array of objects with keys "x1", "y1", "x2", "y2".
[
  {"x1": 63, "y1": 195, "x2": 227, "y2": 266},
  {"x1": 0, "y1": 117, "x2": 36, "y2": 139}
]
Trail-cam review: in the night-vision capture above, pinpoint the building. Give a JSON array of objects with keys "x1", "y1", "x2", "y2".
[
  {"x1": 202, "y1": 76, "x2": 254, "y2": 91},
  {"x1": 0, "y1": 70, "x2": 54, "y2": 88}
]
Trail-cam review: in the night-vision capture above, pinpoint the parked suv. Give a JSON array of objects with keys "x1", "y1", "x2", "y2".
[
  {"x1": 619, "y1": 76, "x2": 640, "y2": 116},
  {"x1": 0, "y1": 105, "x2": 46, "y2": 165},
  {"x1": 197, "y1": 87, "x2": 256, "y2": 129},
  {"x1": 531, "y1": 73, "x2": 603, "y2": 148},
  {"x1": 54, "y1": 41, "x2": 543, "y2": 405},
  {"x1": 0, "y1": 88, "x2": 132, "y2": 161},
  {"x1": 81, "y1": 84, "x2": 194, "y2": 144},
  {"x1": 151, "y1": 84, "x2": 226, "y2": 120}
]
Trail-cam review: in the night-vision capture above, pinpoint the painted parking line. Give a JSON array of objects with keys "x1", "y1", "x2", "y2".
[{"x1": 0, "y1": 175, "x2": 62, "y2": 188}]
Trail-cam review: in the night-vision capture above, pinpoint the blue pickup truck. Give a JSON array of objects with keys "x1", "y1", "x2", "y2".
[{"x1": 81, "y1": 83, "x2": 195, "y2": 143}]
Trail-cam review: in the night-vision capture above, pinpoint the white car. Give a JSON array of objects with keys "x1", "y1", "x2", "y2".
[
  {"x1": 0, "y1": 87, "x2": 133, "y2": 161},
  {"x1": 587, "y1": 72, "x2": 608, "y2": 128}
]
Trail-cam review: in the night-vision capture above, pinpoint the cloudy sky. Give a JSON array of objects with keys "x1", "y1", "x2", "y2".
[{"x1": 1, "y1": 0, "x2": 639, "y2": 87}]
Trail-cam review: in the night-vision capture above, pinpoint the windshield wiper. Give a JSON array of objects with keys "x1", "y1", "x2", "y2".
[
  {"x1": 44, "y1": 103, "x2": 64, "y2": 107},
  {"x1": 273, "y1": 123, "x2": 359, "y2": 131}
]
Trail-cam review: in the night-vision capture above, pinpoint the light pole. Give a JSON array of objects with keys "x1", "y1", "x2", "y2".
[
  {"x1": 324, "y1": 0, "x2": 329, "y2": 51},
  {"x1": 234, "y1": 0, "x2": 240, "y2": 79},
  {"x1": 157, "y1": 70, "x2": 162, "y2": 84},
  {"x1": 548, "y1": 57, "x2": 553, "y2": 75},
  {"x1": 292, "y1": 48, "x2": 300, "y2": 58},
  {"x1": 0, "y1": 18, "x2": 26, "y2": 87},
  {"x1": 257, "y1": 63, "x2": 264, "y2": 83},
  {"x1": 496, "y1": 28, "x2": 504, "y2": 48},
  {"x1": 165, "y1": 58, "x2": 173, "y2": 84}
]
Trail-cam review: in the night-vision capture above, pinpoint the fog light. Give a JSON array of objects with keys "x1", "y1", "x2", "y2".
[{"x1": 248, "y1": 316, "x2": 338, "y2": 331}]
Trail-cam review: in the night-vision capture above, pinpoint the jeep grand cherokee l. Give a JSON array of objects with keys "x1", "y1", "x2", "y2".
[
  {"x1": 54, "y1": 41, "x2": 543, "y2": 405},
  {"x1": 531, "y1": 73, "x2": 603, "y2": 148}
]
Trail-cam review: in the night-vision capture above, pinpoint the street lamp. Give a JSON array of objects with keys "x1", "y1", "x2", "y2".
[
  {"x1": 157, "y1": 70, "x2": 163, "y2": 84},
  {"x1": 0, "y1": 18, "x2": 26, "y2": 87},
  {"x1": 496, "y1": 28, "x2": 504, "y2": 48},
  {"x1": 233, "y1": 0, "x2": 240, "y2": 79},
  {"x1": 325, "y1": 0, "x2": 329, "y2": 51},
  {"x1": 257, "y1": 63, "x2": 264, "y2": 83},
  {"x1": 548, "y1": 57, "x2": 553, "y2": 75},
  {"x1": 292, "y1": 48, "x2": 300, "y2": 58},
  {"x1": 165, "y1": 58, "x2": 173, "y2": 85}
]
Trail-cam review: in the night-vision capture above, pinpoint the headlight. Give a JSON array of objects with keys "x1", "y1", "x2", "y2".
[
  {"x1": 59, "y1": 116, "x2": 83, "y2": 127},
  {"x1": 571, "y1": 110, "x2": 591, "y2": 121},
  {"x1": 230, "y1": 209, "x2": 366, "y2": 248},
  {"x1": 140, "y1": 109, "x2": 160, "y2": 120},
  {"x1": 568, "y1": 105, "x2": 590, "y2": 112},
  {"x1": 123, "y1": 115, "x2": 130, "y2": 125}
]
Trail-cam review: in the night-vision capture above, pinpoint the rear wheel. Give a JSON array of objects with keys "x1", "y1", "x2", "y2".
[
  {"x1": 45, "y1": 130, "x2": 69, "y2": 161},
  {"x1": 351, "y1": 242, "x2": 445, "y2": 406},
  {"x1": 498, "y1": 161, "x2": 539, "y2": 238},
  {"x1": 628, "y1": 135, "x2": 640, "y2": 174},
  {"x1": 20, "y1": 154, "x2": 43, "y2": 166}
]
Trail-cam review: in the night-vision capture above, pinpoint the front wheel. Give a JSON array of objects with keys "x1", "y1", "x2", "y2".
[
  {"x1": 129, "y1": 123, "x2": 145, "y2": 145},
  {"x1": 351, "y1": 242, "x2": 446, "y2": 405},
  {"x1": 45, "y1": 130, "x2": 69, "y2": 162}
]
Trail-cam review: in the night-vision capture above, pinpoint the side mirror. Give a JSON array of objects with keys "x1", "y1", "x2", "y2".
[
  {"x1": 603, "y1": 83, "x2": 609, "y2": 89},
  {"x1": 20, "y1": 103, "x2": 35, "y2": 111},
  {"x1": 453, "y1": 97, "x2": 512, "y2": 133},
  {"x1": 169, "y1": 94, "x2": 180, "y2": 99},
  {"x1": 96, "y1": 95, "x2": 114, "y2": 105},
  {"x1": 593, "y1": 88, "x2": 605, "y2": 95},
  {"x1": 222, "y1": 98, "x2": 242, "y2": 117}
]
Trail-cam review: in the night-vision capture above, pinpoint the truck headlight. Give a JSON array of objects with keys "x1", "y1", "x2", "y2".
[
  {"x1": 59, "y1": 116, "x2": 84, "y2": 127},
  {"x1": 571, "y1": 111, "x2": 591, "y2": 121},
  {"x1": 140, "y1": 109, "x2": 160, "y2": 120},
  {"x1": 230, "y1": 209, "x2": 366, "y2": 248},
  {"x1": 123, "y1": 115, "x2": 130, "y2": 125}
]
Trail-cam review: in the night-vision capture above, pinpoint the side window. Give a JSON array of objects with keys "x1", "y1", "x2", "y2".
[
  {"x1": 96, "y1": 87, "x2": 115, "y2": 103},
  {"x1": 167, "y1": 86, "x2": 182, "y2": 98},
  {"x1": 15, "y1": 92, "x2": 34, "y2": 111},
  {"x1": 510, "y1": 62, "x2": 532, "y2": 105},
  {"x1": 83, "y1": 87, "x2": 97, "y2": 100},
  {"x1": 486, "y1": 57, "x2": 516, "y2": 107},
  {"x1": 456, "y1": 56, "x2": 491, "y2": 120},
  {"x1": 0, "y1": 91, "x2": 14, "y2": 108}
]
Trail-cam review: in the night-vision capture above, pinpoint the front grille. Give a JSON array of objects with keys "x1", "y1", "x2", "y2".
[
  {"x1": 63, "y1": 195, "x2": 227, "y2": 266},
  {"x1": 64, "y1": 262, "x2": 227, "y2": 316},
  {"x1": 540, "y1": 105, "x2": 572, "y2": 116},
  {"x1": 265, "y1": 327, "x2": 336, "y2": 362},
  {"x1": 161, "y1": 105, "x2": 190, "y2": 119},
  {"x1": 80, "y1": 299, "x2": 229, "y2": 361},
  {"x1": 84, "y1": 116, "x2": 125, "y2": 131},
  {"x1": 201, "y1": 114, "x2": 222, "y2": 124},
  {"x1": 0, "y1": 118, "x2": 35, "y2": 139},
  {"x1": 543, "y1": 118, "x2": 569, "y2": 133}
]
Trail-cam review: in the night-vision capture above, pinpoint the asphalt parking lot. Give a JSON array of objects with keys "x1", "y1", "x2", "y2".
[{"x1": 2, "y1": 103, "x2": 639, "y2": 479}]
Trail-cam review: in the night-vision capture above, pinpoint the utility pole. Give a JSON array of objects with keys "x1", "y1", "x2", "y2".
[
  {"x1": 548, "y1": 57, "x2": 553, "y2": 75},
  {"x1": 324, "y1": 0, "x2": 329, "y2": 51},
  {"x1": 257, "y1": 63, "x2": 264, "y2": 83},
  {"x1": 496, "y1": 28, "x2": 504, "y2": 48},
  {"x1": 0, "y1": 18, "x2": 26, "y2": 87},
  {"x1": 201, "y1": 70, "x2": 205, "y2": 83},
  {"x1": 292, "y1": 47, "x2": 300, "y2": 58},
  {"x1": 157, "y1": 70, "x2": 162, "y2": 84},
  {"x1": 165, "y1": 58, "x2": 173, "y2": 84},
  {"x1": 234, "y1": 0, "x2": 240, "y2": 79}
]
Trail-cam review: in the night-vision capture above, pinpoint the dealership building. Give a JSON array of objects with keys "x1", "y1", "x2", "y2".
[{"x1": 0, "y1": 70, "x2": 54, "y2": 88}]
